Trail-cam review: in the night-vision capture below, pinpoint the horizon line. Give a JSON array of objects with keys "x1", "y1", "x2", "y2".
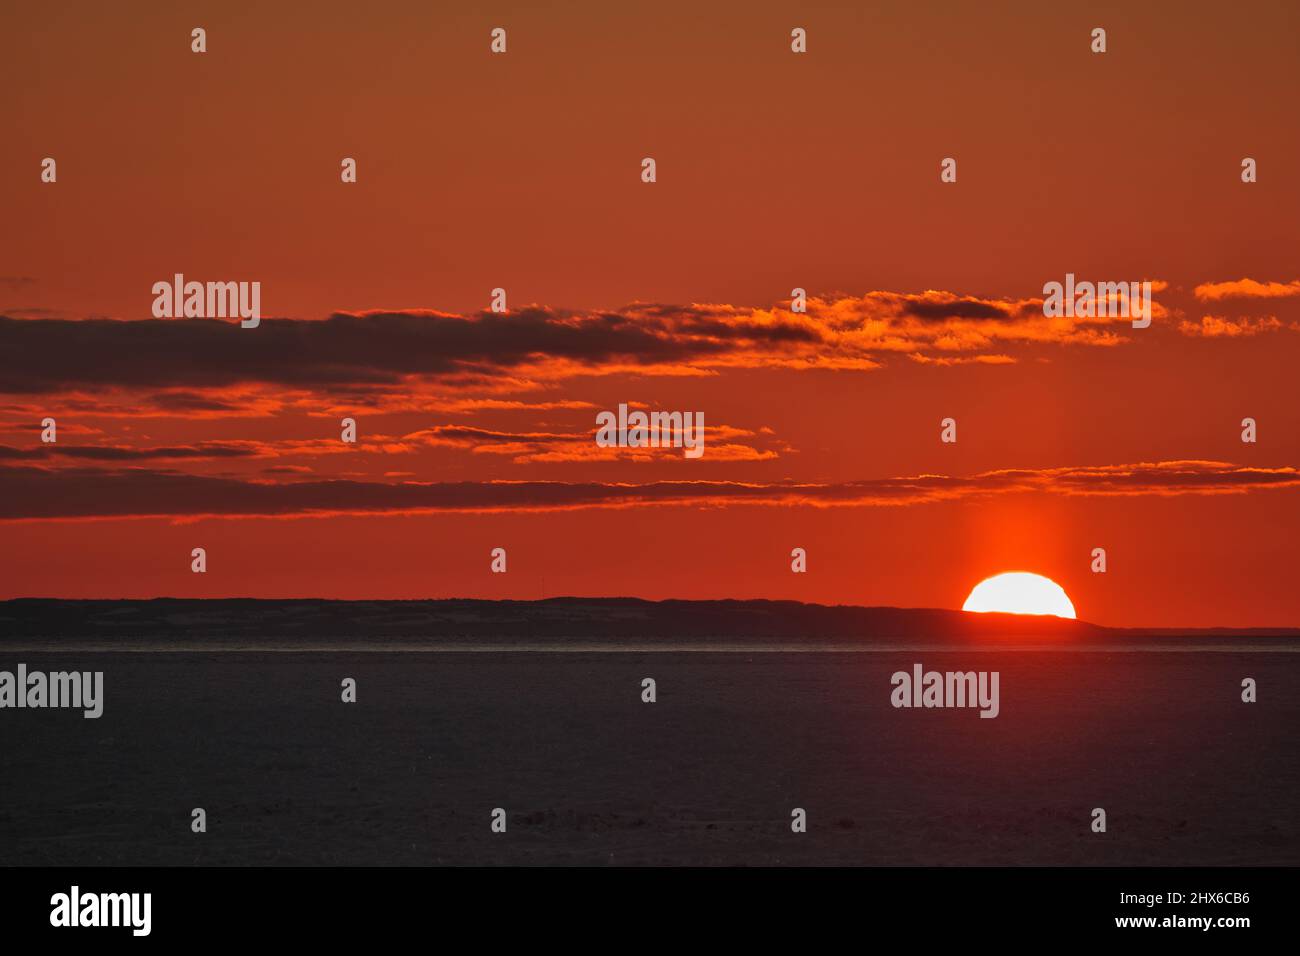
[{"x1": 3, "y1": 594, "x2": 1300, "y2": 634}]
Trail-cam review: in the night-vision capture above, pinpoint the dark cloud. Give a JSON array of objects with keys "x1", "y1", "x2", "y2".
[
  {"x1": 0, "y1": 460, "x2": 1292, "y2": 521},
  {"x1": 415, "y1": 425, "x2": 578, "y2": 446},
  {"x1": 146, "y1": 391, "x2": 249, "y2": 412},
  {"x1": 901, "y1": 298, "x2": 1010, "y2": 320},
  {"x1": 0, "y1": 310, "x2": 725, "y2": 394},
  {"x1": 0, "y1": 285, "x2": 1139, "y2": 397},
  {"x1": 0, "y1": 442, "x2": 262, "y2": 462}
]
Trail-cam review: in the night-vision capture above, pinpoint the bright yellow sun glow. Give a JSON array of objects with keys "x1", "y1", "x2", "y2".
[{"x1": 962, "y1": 572, "x2": 1077, "y2": 619}]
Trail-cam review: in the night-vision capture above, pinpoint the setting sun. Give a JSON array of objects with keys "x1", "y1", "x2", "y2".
[{"x1": 962, "y1": 572, "x2": 1077, "y2": 619}]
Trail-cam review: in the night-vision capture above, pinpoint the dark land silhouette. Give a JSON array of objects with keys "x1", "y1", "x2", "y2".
[{"x1": 4, "y1": 597, "x2": 1299, "y2": 647}]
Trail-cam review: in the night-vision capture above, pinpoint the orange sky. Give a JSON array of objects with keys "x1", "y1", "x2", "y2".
[{"x1": 3, "y1": 1, "x2": 1299, "y2": 626}]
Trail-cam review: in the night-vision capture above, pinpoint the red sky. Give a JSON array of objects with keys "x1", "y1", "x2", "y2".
[{"x1": 3, "y1": 1, "x2": 1299, "y2": 626}]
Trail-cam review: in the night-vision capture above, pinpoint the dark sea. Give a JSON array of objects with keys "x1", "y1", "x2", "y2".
[{"x1": 2, "y1": 646, "x2": 1296, "y2": 865}]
